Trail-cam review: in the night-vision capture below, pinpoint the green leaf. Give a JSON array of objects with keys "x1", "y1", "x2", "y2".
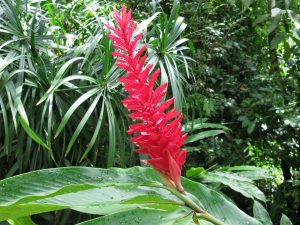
[
  {"x1": 287, "y1": 10, "x2": 300, "y2": 30},
  {"x1": 0, "y1": 96, "x2": 10, "y2": 152},
  {"x1": 242, "y1": 0, "x2": 255, "y2": 11},
  {"x1": 0, "y1": 55, "x2": 23, "y2": 73},
  {"x1": 183, "y1": 179, "x2": 261, "y2": 225},
  {"x1": 183, "y1": 120, "x2": 229, "y2": 133},
  {"x1": 238, "y1": 116, "x2": 256, "y2": 134},
  {"x1": 186, "y1": 167, "x2": 206, "y2": 179},
  {"x1": 0, "y1": 167, "x2": 260, "y2": 224},
  {"x1": 280, "y1": 214, "x2": 293, "y2": 225},
  {"x1": 55, "y1": 88, "x2": 99, "y2": 138},
  {"x1": 55, "y1": 57, "x2": 84, "y2": 80},
  {"x1": 253, "y1": 201, "x2": 272, "y2": 225},
  {"x1": 101, "y1": 35, "x2": 111, "y2": 77},
  {"x1": 253, "y1": 14, "x2": 269, "y2": 26},
  {"x1": 271, "y1": 33, "x2": 287, "y2": 49},
  {"x1": 283, "y1": 41, "x2": 291, "y2": 62},
  {"x1": 80, "y1": 100, "x2": 105, "y2": 162},
  {"x1": 7, "y1": 216, "x2": 37, "y2": 225},
  {"x1": 76, "y1": 208, "x2": 194, "y2": 225},
  {"x1": 268, "y1": 15, "x2": 281, "y2": 34},
  {"x1": 203, "y1": 171, "x2": 266, "y2": 202},
  {"x1": 37, "y1": 75, "x2": 96, "y2": 105},
  {"x1": 185, "y1": 130, "x2": 225, "y2": 144},
  {"x1": 65, "y1": 94, "x2": 101, "y2": 156},
  {"x1": 0, "y1": 167, "x2": 172, "y2": 221},
  {"x1": 105, "y1": 99, "x2": 117, "y2": 167},
  {"x1": 218, "y1": 166, "x2": 272, "y2": 181},
  {"x1": 271, "y1": 8, "x2": 285, "y2": 18},
  {"x1": 135, "y1": 12, "x2": 161, "y2": 35},
  {"x1": 18, "y1": 116, "x2": 51, "y2": 151}
]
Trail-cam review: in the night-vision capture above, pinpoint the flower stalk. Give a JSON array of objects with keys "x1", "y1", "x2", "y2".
[
  {"x1": 105, "y1": 6, "x2": 187, "y2": 193},
  {"x1": 146, "y1": 182, "x2": 226, "y2": 225},
  {"x1": 105, "y1": 6, "x2": 226, "y2": 225}
]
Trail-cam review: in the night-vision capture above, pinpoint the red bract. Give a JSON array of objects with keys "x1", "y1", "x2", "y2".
[{"x1": 105, "y1": 6, "x2": 187, "y2": 192}]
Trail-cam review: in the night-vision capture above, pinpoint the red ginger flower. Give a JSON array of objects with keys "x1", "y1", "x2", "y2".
[{"x1": 105, "y1": 6, "x2": 187, "y2": 192}]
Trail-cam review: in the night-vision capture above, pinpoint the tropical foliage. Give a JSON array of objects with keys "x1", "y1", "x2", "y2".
[{"x1": 0, "y1": 0, "x2": 299, "y2": 224}]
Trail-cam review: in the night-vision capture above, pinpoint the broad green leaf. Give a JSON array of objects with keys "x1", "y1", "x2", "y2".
[
  {"x1": 0, "y1": 167, "x2": 173, "y2": 221},
  {"x1": 7, "y1": 216, "x2": 37, "y2": 225},
  {"x1": 183, "y1": 120, "x2": 229, "y2": 133},
  {"x1": 0, "y1": 167, "x2": 261, "y2": 224},
  {"x1": 253, "y1": 201, "x2": 272, "y2": 225},
  {"x1": 76, "y1": 208, "x2": 195, "y2": 225},
  {"x1": 36, "y1": 186, "x2": 181, "y2": 214},
  {"x1": 122, "y1": 195, "x2": 179, "y2": 205},
  {"x1": 203, "y1": 171, "x2": 266, "y2": 202},
  {"x1": 218, "y1": 166, "x2": 272, "y2": 181},
  {"x1": 183, "y1": 179, "x2": 261, "y2": 225},
  {"x1": 219, "y1": 165, "x2": 266, "y2": 172},
  {"x1": 280, "y1": 214, "x2": 293, "y2": 225},
  {"x1": 185, "y1": 130, "x2": 225, "y2": 144},
  {"x1": 186, "y1": 167, "x2": 206, "y2": 179}
]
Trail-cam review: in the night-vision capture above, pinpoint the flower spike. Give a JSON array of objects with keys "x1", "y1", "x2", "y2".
[{"x1": 105, "y1": 6, "x2": 187, "y2": 193}]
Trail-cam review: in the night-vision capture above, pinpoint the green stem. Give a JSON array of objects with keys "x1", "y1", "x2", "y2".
[
  {"x1": 146, "y1": 183, "x2": 226, "y2": 225},
  {"x1": 197, "y1": 212, "x2": 226, "y2": 225},
  {"x1": 164, "y1": 186, "x2": 203, "y2": 213}
]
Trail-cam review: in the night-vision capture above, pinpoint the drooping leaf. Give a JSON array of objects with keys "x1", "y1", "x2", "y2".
[
  {"x1": 253, "y1": 201, "x2": 272, "y2": 225},
  {"x1": 18, "y1": 116, "x2": 51, "y2": 151},
  {"x1": 268, "y1": 15, "x2": 282, "y2": 34},
  {"x1": 218, "y1": 166, "x2": 272, "y2": 180},
  {"x1": 183, "y1": 179, "x2": 261, "y2": 225},
  {"x1": 271, "y1": 33, "x2": 287, "y2": 49},
  {"x1": 280, "y1": 214, "x2": 293, "y2": 225},
  {"x1": 203, "y1": 171, "x2": 266, "y2": 202},
  {"x1": 185, "y1": 130, "x2": 225, "y2": 144}
]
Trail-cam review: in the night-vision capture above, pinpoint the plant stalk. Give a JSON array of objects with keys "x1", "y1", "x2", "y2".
[
  {"x1": 197, "y1": 212, "x2": 226, "y2": 225},
  {"x1": 146, "y1": 183, "x2": 226, "y2": 225}
]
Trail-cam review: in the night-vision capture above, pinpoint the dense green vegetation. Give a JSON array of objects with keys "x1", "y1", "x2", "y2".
[{"x1": 0, "y1": 0, "x2": 299, "y2": 224}]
